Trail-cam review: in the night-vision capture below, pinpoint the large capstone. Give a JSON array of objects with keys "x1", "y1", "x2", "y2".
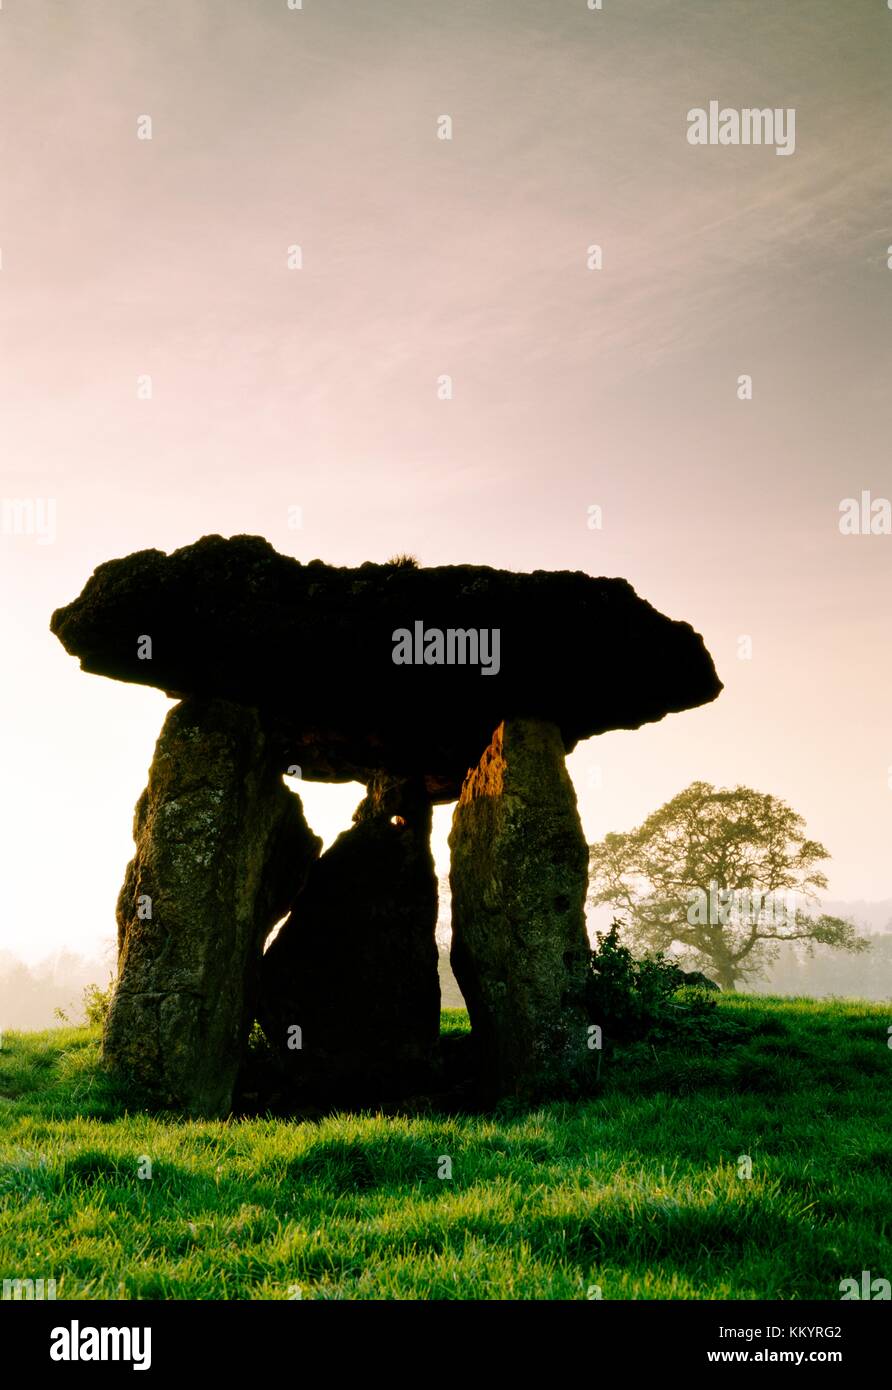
[
  {"x1": 105, "y1": 697, "x2": 321, "y2": 1116},
  {"x1": 259, "y1": 774, "x2": 440, "y2": 1101},
  {"x1": 50, "y1": 535, "x2": 722, "y2": 800},
  {"x1": 448, "y1": 717, "x2": 593, "y2": 1102}
]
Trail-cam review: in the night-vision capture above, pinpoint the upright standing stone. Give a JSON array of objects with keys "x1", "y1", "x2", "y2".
[
  {"x1": 260, "y1": 773, "x2": 440, "y2": 1100},
  {"x1": 449, "y1": 717, "x2": 592, "y2": 1101},
  {"x1": 105, "y1": 697, "x2": 320, "y2": 1116}
]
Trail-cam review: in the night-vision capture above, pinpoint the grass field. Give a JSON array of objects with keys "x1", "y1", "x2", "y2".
[{"x1": 1, "y1": 997, "x2": 889, "y2": 1300}]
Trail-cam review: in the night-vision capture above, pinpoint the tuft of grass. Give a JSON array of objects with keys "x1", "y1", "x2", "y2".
[{"x1": 0, "y1": 999, "x2": 889, "y2": 1299}]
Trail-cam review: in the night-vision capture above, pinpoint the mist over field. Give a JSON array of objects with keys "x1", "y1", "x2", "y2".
[
  {"x1": 5, "y1": 894, "x2": 890, "y2": 1033},
  {"x1": 0, "y1": 948, "x2": 113, "y2": 1033}
]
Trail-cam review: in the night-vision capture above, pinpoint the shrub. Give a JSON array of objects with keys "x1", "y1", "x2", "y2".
[
  {"x1": 586, "y1": 922, "x2": 728, "y2": 1047},
  {"x1": 82, "y1": 979, "x2": 115, "y2": 1029}
]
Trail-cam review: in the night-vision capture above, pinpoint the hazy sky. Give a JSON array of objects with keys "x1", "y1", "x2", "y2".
[{"x1": 1, "y1": 0, "x2": 891, "y2": 964}]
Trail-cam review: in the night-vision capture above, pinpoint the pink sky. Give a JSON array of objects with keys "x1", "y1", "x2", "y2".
[{"x1": 1, "y1": 0, "x2": 890, "y2": 963}]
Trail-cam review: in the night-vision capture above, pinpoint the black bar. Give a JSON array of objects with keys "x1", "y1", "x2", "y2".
[{"x1": 4, "y1": 1299, "x2": 887, "y2": 1376}]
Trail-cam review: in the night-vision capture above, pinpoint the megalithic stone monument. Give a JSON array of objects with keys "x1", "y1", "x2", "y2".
[{"x1": 50, "y1": 536, "x2": 722, "y2": 1114}]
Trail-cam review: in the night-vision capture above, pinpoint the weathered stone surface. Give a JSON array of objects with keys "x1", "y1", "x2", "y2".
[
  {"x1": 50, "y1": 535, "x2": 722, "y2": 801},
  {"x1": 259, "y1": 774, "x2": 440, "y2": 1100},
  {"x1": 105, "y1": 697, "x2": 321, "y2": 1116},
  {"x1": 448, "y1": 717, "x2": 592, "y2": 1101}
]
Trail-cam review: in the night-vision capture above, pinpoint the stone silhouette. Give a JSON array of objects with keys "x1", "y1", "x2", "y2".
[
  {"x1": 260, "y1": 774, "x2": 440, "y2": 1102},
  {"x1": 51, "y1": 534, "x2": 721, "y2": 800},
  {"x1": 51, "y1": 536, "x2": 722, "y2": 1115},
  {"x1": 107, "y1": 697, "x2": 320, "y2": 1116},
  {"x1": 449, "y1": 718, "x2": 591, "y2": 1102}
]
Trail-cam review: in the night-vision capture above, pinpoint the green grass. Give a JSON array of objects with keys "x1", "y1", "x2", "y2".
[{"x1": 1, "y1": 997, "x2": 890, "y2": 1300}]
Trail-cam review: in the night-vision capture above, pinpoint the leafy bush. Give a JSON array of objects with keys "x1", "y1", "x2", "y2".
[
  {"x1": 82, "y1": 979, "x2": 115, "y2": 1029},
  {"x1": 586, "y1": 922, "x2": 720, "y2": 1044}
]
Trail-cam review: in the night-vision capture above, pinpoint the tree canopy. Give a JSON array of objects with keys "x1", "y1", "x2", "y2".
[{"x1": 587, "y1": 781, "x2": 867, "y2": 989}]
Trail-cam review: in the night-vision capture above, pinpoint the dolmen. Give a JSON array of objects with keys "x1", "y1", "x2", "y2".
[{"x1": 50, "y1": 536, "x2": 722, "y2": 1115}]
